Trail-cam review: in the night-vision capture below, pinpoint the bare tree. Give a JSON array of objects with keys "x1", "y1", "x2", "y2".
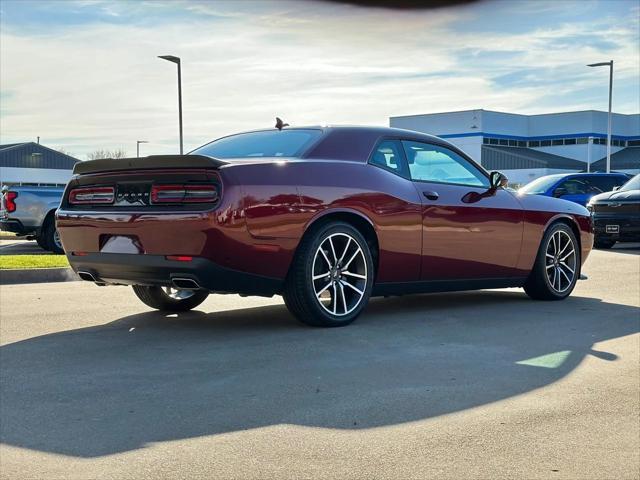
[{"x1": 86, "y1": 149, "x2": 128, "y2": 160}]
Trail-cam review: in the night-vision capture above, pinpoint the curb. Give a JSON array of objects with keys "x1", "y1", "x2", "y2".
[{"x1": 0, "y1": 267, "x2": 80, "y2": 285}]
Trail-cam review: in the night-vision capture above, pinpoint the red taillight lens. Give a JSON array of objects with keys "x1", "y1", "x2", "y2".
[
  {"x1": 69, "y1": 187, "x2": 115, "y2": 205},
  {"x1": 166, "y1": 255, "x2": 193, "y2": 262},
  {"x1": 151, "y1": 184, "x2": 219, "y2": 204},
  {"x1": 4, "y1": 191, "x2": 18, "y2": 213}
]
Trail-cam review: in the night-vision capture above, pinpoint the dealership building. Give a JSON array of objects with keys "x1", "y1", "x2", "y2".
[
  {"x1": 390, "y1": 109, "x2": 640, "y2": 185},
  {"x1": 0, "y1": 142, "x2": 80, "y2": 187}
]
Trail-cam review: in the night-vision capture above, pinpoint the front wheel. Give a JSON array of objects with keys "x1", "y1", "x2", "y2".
[
  {"x1": 132, "y1": 285, "x2": 209, "y2": 312},
  {"x1": 283, "y1": 221, "x2": 374, "y2": 327},
  {"x1": 524, "y1": 223, "x2": 580, "y2": 300}
]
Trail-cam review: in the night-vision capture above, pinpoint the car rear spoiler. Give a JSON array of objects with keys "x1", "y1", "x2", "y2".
[{"x1": 72, "y1": 155, "x2": 228, "y2": 175}]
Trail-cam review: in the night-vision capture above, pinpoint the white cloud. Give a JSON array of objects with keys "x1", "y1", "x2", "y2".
[{"x1": 0, "y1": 0, "x2": 638, "y2": 159}]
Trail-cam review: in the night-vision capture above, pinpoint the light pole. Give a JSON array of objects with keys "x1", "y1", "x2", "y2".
[
  {"x1": 587, "y1": 60, "x2": 613, "y2": 173},
  {"x1": 136, "y1": 140, "x2": 148, "y2": 158},
  {"x1": 158, "y1": 55, "x2": 183, "y2": 155},
  {"x1": 586, "y1": 136, "x2": 593, "y2": 173}
]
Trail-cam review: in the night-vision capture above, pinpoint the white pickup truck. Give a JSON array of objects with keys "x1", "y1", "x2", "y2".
[{"x1": 1, "y1": 185, "x2": 65, "y2": 253}]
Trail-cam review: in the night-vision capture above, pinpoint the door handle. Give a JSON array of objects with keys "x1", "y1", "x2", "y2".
[{"x1": 423, "y1": 191, "x2": 439, "y2": 201}]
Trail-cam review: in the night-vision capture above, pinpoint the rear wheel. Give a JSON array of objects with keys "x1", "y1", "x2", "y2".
[
  {"x1": 132, "y1": 285, "x2": 209, "y2": 312},
  {"x1": 524, "y1": 223, "x2": 580, "y2": 300},
  {"x1": 35, "y1": 233, "x2": 49, "y2": 251},
  {"x1": 283, "y1": 221, "x2": 374, "y2": 327},
  {"x1": 43, "y1": 215, "x2": 64, "y2": 254}
]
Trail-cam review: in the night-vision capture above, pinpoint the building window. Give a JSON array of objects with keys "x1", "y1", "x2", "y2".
[
  {"x1": 498, "y1": 139, "x2": 508, "y2": 146},
  {"x1": 489, "y1": 138, "x2": 499, "y2": 145},
  {"x1": 577, "y1": 138, "x2": 588, "y2": 144},
  {"x1": 529, "y1": 140, "x2": 540, "y2": 147},
  {"x1": 517, "y1": 140, "x2": 527, "y2": 147},
  {"x1": 508, "y1": 140, "x2": 517, "y2": 147},
  {"x1": 540, "y1": 140, "x2": 552, "y2": 146},
  {"x1": 628, "y1": 140, "x2": 640, "y2": 147},
  {"x1": 552, "y1": 139, "x2": 563, "y2": 146},
  {"x1": 483, "y1": 137, "x2": 490, "y2": 144},
  {"x1": 564, "y1": 138, "x2": 577, "y2": 145}
]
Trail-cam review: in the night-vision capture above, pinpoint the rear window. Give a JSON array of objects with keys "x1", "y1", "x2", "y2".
[{"x1": 191, "y1": 129, "x2": 322, "y2": 159}]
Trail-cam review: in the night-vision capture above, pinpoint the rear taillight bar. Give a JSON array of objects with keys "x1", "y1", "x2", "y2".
[
  {"x1": 69, "y1": 187, "x2": 115, "y2": 205},
  {"x1": 3, "y1": 191, "x2": 18, "y2": 213},
  {"x1": 151, "y1": 184, "x2": 219, "y2": 204}
]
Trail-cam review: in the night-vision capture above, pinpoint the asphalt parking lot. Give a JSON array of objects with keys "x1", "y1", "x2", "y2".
[
  {"x1": 0, "y1": 245, "x2": 638, "y2": 479},
  {"x1": 0, "y1": 238, "x2": 48, "y2": 255}
]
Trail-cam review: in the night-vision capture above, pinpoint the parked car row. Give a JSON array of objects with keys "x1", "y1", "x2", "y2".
[{"x1": 518, "y1": 172, "x2": 639, "y2": 249}]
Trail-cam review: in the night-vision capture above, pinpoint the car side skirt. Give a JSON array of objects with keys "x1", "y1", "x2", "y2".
[{"x1": 372, "y1": 277, "x2": 528, "y2": 297}]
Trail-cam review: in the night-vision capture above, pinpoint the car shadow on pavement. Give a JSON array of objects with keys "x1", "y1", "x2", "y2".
[{"x1": 1, "y1": 290, "x2": 638, "y2": 458}]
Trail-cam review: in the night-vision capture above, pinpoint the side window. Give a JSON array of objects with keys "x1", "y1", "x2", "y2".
[
  {"x1": 584, "y1": 176, "x2": 613, "y2": 193},
  {"x1": 369, "y1": 140, "x2": 409, "y2": 178},
  {"x1": 556, "y1": 179, "x2": 588, "y2": 195},
  {"x1": 401, "y1": 141, "x2": 489, "y2": 188}
]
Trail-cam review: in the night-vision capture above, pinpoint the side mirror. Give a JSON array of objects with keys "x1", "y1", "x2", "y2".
[
  {"x1": 553, "y1": 188, "x2": 567, "y2": 198},
  {"x1": 490, "y1": 171, "x2": 508, "y2": 190}
]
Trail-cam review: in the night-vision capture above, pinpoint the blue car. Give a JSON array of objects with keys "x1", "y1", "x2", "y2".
[{"x1": 519, "y1": 172, "x2": 632, "y2": 206}]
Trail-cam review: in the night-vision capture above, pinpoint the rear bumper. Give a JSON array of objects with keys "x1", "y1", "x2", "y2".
[
  {"x1": 593, "y1": 215, "x2": 640, "y2": 243},
  {"x1": 67, "y1": 253, "x2": 283, "y2": 297},
  {"x1": 0, "y1": 219, "x2": 33, "y2": 236}
]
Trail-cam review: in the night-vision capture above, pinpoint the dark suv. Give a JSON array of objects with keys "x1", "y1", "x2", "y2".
[{"x1": 587, "y1": 174, "x2": 640, "y2": 248}]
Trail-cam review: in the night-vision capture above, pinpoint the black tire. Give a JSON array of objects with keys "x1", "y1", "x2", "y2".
[
  {"x1": 524, "y1": 222, "x2": 580, "y2": 301},
  {"x1": 35, "y1": 234, "x2": 49, "y2": 251},
  {"x1": 43, "y1": 214, "x2": 64, "y2": 254},
  {"x1": 594, "y1": 239, "x2": 616, "y2": 249},
  {"x1": 132, "y1": 285, "x2": 209, "y2": 312},
  {"x1": 283, "y1": 221, "x2": 374, "y2": 327}
]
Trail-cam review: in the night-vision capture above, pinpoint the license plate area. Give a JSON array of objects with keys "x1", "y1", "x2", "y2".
[
  {"x1": 605, "y1": 224, "x2": 620, "y2": 234},
  {"x1": 100, "y1": 235, "x2": 144, "y2": 254}
]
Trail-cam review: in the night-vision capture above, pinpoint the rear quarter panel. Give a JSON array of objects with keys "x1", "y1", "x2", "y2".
[{"x1": 224, "y1": 160, "x2": 423, "y2": 282}]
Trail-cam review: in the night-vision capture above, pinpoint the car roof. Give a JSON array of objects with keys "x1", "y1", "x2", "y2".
[{"x1": 223, "y1": 125, "x2": 445, "y2": 143}]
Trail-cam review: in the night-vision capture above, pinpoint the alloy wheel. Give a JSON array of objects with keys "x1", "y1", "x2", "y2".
[
  {"x1": 53, "y1": 229, "x2": 63, "y2": 250},
  {"x1": 311, "y1": 232, "x2": 368, "y2": 316},
  {"x1": 545, "y1": 230, "x2": 576, "y2": 293}
]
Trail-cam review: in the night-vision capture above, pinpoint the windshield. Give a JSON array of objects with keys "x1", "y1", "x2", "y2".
[
  {"x1": 519, "y1": 175, "x2": 563, "y2": 194},
  {"x1": 190, "y1": 129, "x2": 322, "y2": 159},
  {"x1": 620, "y1": 174, "x2": 640, "y2": 192}
]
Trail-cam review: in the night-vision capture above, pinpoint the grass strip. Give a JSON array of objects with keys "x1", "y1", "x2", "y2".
[{"x1": 0, "y1": 255, "x2": 69, "y2": 270}]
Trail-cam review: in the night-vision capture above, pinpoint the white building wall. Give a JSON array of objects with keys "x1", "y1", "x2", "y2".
[
  {"x1": 0, "y1": 167, "x2": 74, "y2": 186},
  {"x1": 391, "y1": 110, "x2": 484, "y2": 136}
]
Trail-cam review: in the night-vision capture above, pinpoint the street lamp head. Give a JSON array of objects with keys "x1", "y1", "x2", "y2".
[
  {"x1": 587, "y1": 61, "x2": 613, "y2": 67},
  {"x1": 158, "y1": 55, "x2": 180, "y2": 64}
]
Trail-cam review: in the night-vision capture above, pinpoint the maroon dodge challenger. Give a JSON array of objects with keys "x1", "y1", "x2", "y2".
[{"x1": 56, "y1": 126, "x2": 593, "y2": 327}]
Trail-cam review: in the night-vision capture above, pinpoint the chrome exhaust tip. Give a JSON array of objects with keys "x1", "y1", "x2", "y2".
[
  {"x1": 171, "y1": 277, "x2": 200, "y2": 290},
  {"x1": 78, "y1": 271, "x2": 97, "y2": 282}
]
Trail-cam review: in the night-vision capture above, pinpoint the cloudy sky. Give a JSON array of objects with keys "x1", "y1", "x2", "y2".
[{"x1": 1, "y1": 0, "x2": 638, "y2": 159}]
